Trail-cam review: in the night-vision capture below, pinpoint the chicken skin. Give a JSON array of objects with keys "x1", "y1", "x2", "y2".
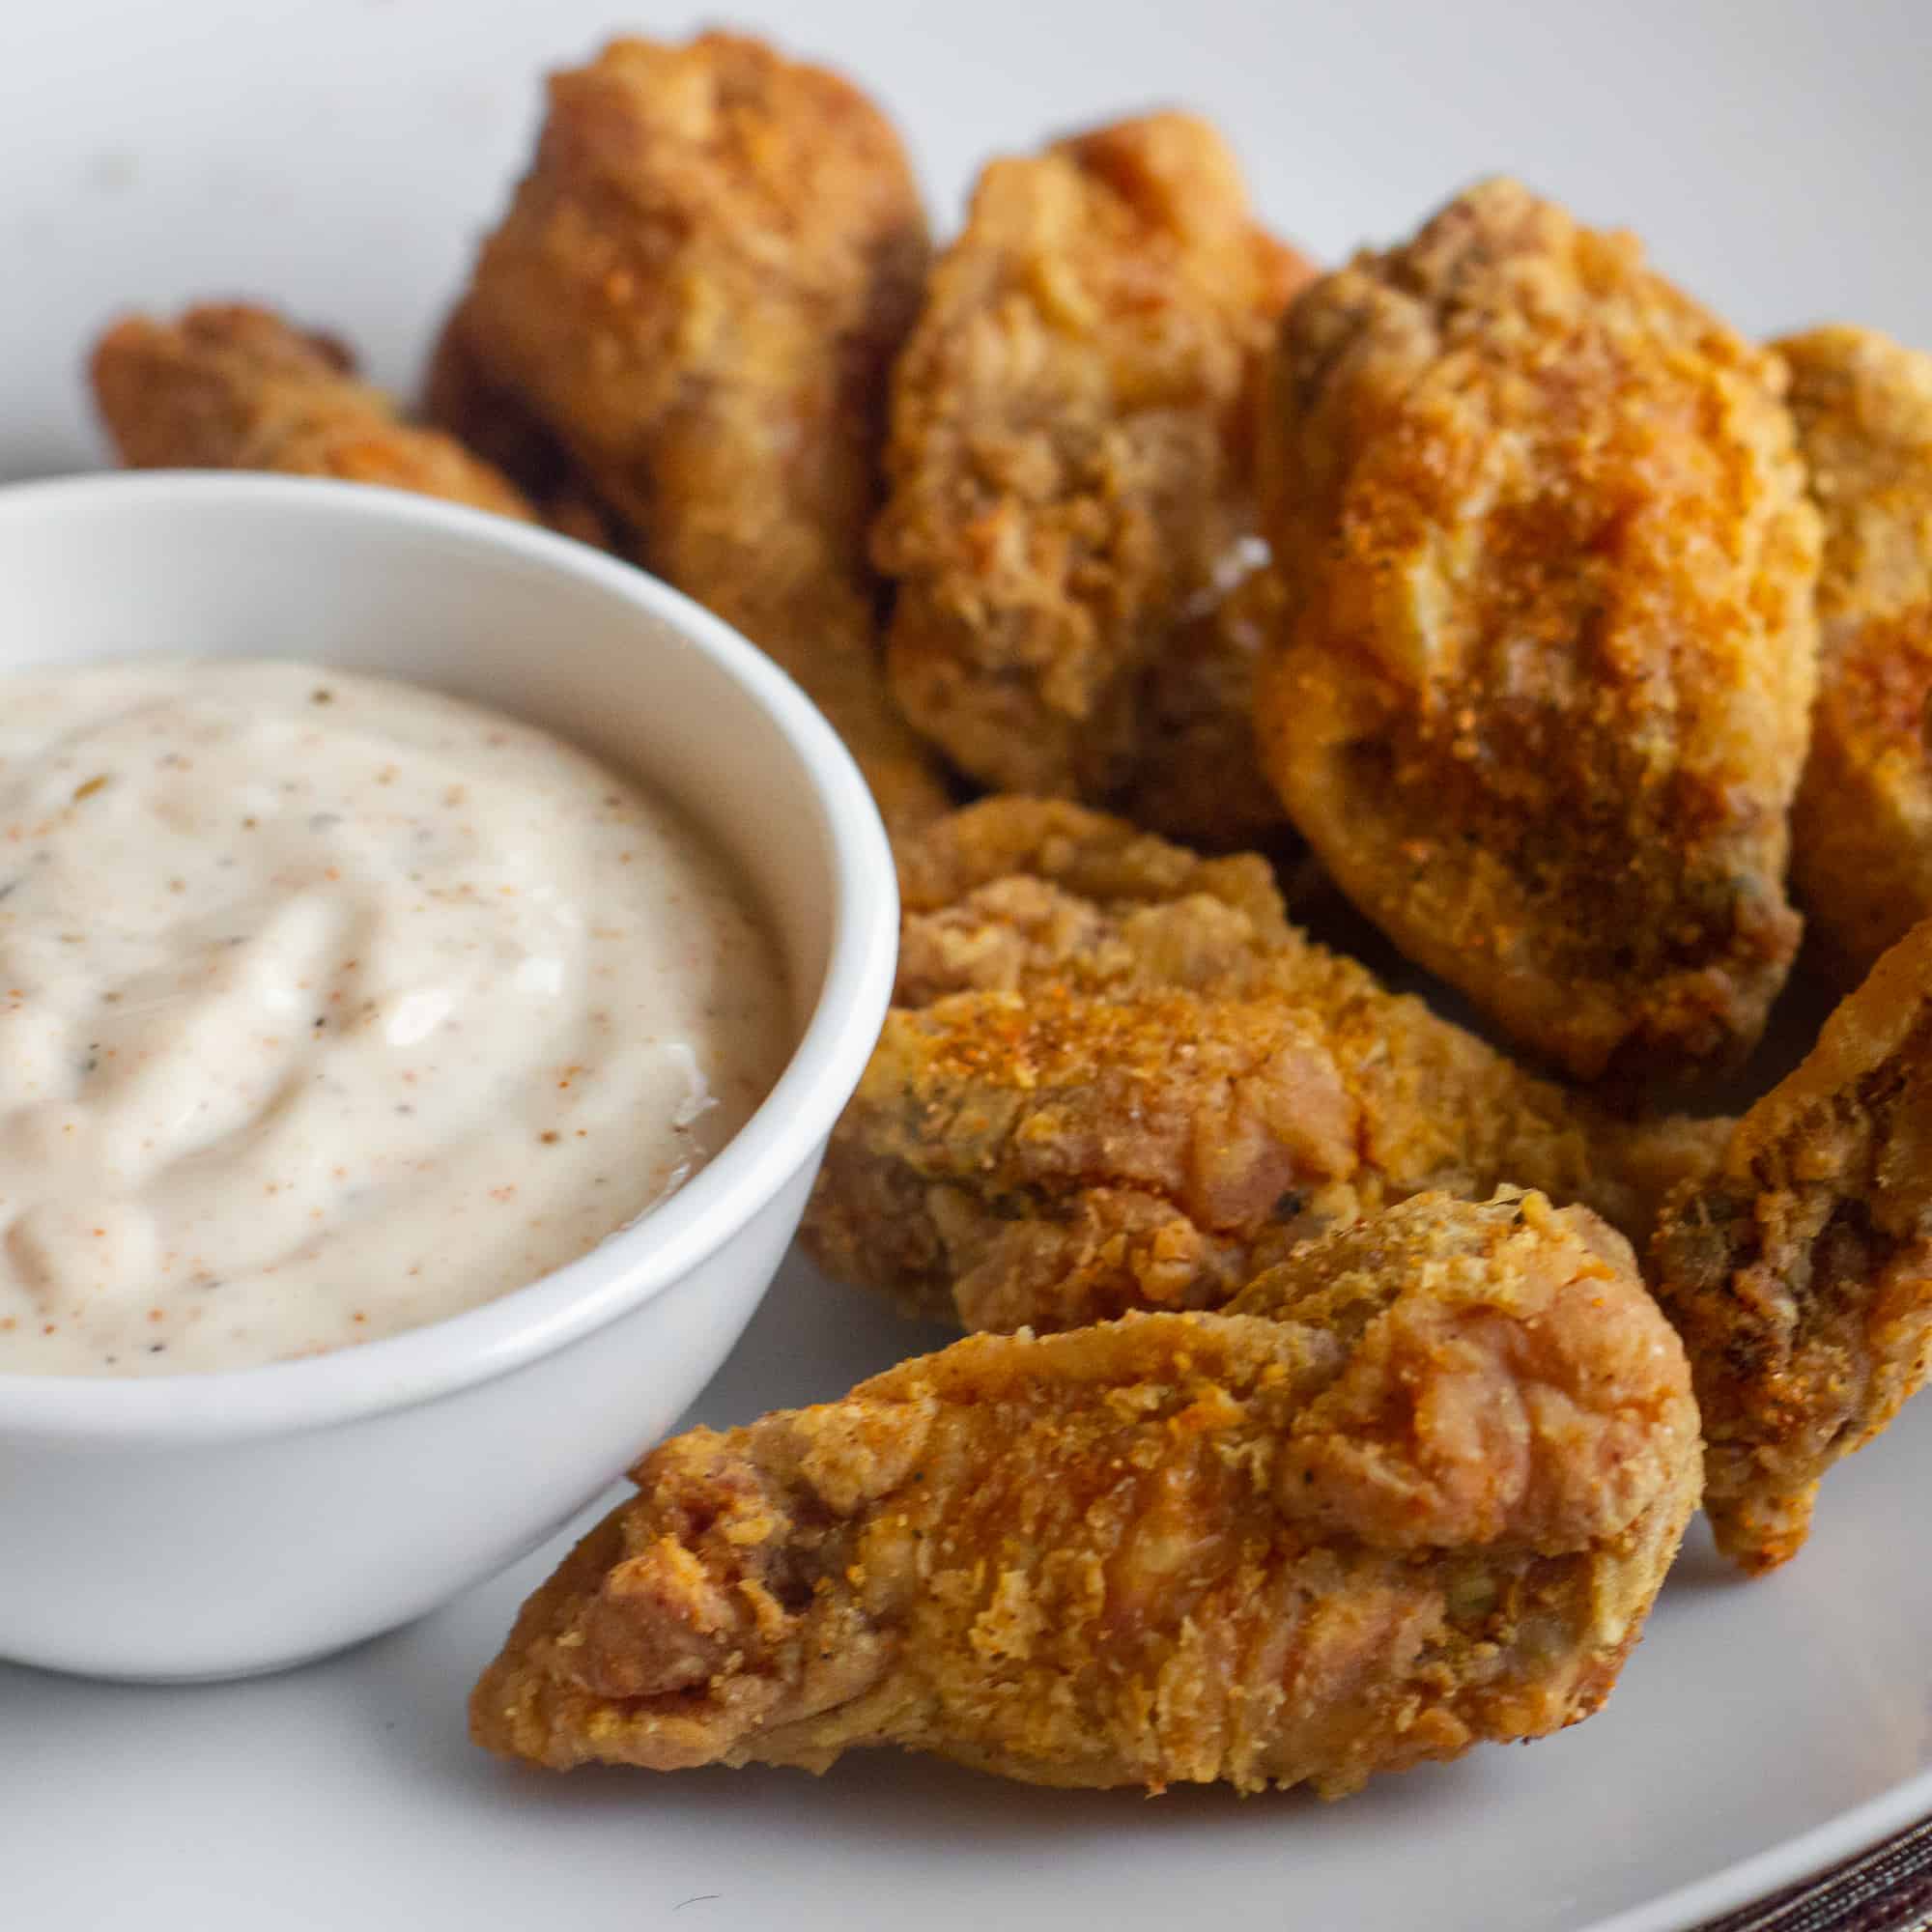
[
  {"x1": 473, "y1": 1191, "x2": 1700, "y2": 1797},
  {"x1": 1780, "y1": 326, "x2": 1932, "y2": 980},
  {"x1": 1650, "y1": 915, "x2": 1932, "y2": 1573},
  {"x1": 803, "y1": 798, "x2": 1718, "y2": 1332},
  {"x1": 434, "y1": 30, "x2": 950, "y2": 837},
  {"x1": 90, "y1": 303, "x2": 538, "y2": 520},
  {"x1": 1259, "y1": 179, "x2": 1821, "y2": 1088},
  {"x1": 876, "y1": 114, "x2": 1311, "y2": 842}
]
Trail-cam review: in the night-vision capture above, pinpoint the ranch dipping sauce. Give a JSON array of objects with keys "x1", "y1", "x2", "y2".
[{"x1": 0, "y1": 659, "x2": 791, "y2": 1377}]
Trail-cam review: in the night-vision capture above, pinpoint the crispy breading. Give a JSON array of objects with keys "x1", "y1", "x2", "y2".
[
  {"x1": 472, "y1": 1191, "x2": 1699, "y2": 1797},
  {"x1": 894, "y1": 792, "x2": 1294, "y2": 950},
  {"x1": 810, "y1": 985, "x2": 1377, "y2": 1331},
  {"x1": 806, "y1": 798, "x2": 1711, "y2": 1329},
  {"x1": 439, "y1": 30, "x2": 950, "y2": 837},
  {"x1": 90, "y1": 303, "x2": 539, "y2": 520},
  {"x1": 1650, "y1": 916, "x2": 1932, "y2": 1573},
  {"x1": 1258, "y1": 179, "x2": 1821, "y2": 1088},
  {"x1": 1780, "y1": 326, "x2": 1932, "y2": 980},
  {"x1": 876, "y1": 114, "x2": 1311, "y2": 838}
]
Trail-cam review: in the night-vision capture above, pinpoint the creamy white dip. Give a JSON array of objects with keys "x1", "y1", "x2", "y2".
[{"x1": 0, "y1": 660, "x2": 790, "y2": 1377}]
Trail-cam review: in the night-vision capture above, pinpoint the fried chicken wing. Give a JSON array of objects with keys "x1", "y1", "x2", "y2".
[
  {"x1": 473, "y1": 1191, "x2": 1700, "y2": 1796},
  {"x1": 812, "y1": 985, "x2": 1373, "y2": 1331},
  {"x1": 1650, "y1": 915, "x2": 1932, "y2": 1573},
  {"x1": 1259, "y1": 179, "x2": 1821, "y2": 1088},
  {"x1": 1780, "y1": 326, "x2": 1932, "y2": 980},
  {"x1": 436, "y1": 30, "x2": 950, "y2": 837},
  {"x1": 805, "y1": 798, "x2": 1713, "y2": 1331},
  {"x1": 876, "y1": 113, "x2": 1311, "y2": 841},
  {"x1": 90, "y1": 303, "x2": 538, "y2": 520}
]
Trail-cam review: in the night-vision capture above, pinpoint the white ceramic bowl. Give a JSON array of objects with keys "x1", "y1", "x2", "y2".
[{"x1": 0, "y1": 472, "x2": 897, "y2": 1682}]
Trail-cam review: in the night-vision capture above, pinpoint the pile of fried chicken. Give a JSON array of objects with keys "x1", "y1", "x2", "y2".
[{"x1": 90, "y1": 29, "x2": 1932, "y2": 1803}]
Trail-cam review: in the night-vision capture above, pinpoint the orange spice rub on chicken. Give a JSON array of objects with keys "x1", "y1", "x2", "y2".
[
  {"x1": 431, "y1": 30, "x2": 950, "y2": 838},
  {"x1": 1779, "y1": 326, "x2": 1932, "y2": 980},
  {"x1": 876, "y1": 113, "x2": 1312, "y2": 843},
  {"x1": 90, "y1": 303, "x2": 539, "y2": 520},
  {"x1": 1650, "y1": 914, "x2": 1932, "y2": 1574},
  {"x1": 1258, "y1": 179, "x2": 1821, "y2": 1089},
  {"x1": 803, "y1": 798, "x2": 1718, "y2": 1333},
  {"x1": 473, "y1": 1190, "x2": 1700, "y2": 1797}
]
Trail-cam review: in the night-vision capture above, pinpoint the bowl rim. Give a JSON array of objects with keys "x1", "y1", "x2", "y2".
[{"x1": 0, "y1": 470, "x2": 897, "y2": 1440}]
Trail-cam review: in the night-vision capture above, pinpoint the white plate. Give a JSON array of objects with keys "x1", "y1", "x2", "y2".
[{"x1": 5, "y1": 3, "x2": 1932, "y2": 1927}]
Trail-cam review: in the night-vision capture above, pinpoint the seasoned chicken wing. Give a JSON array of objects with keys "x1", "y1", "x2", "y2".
[
  {"x1": 804, "y1": 798, "x2": 1718, "y2": 1331},
  {"x1": 1780, "y1": 326, "x2": 1932, "y2": 980},
  {"x1": 1650, "y1": 915, "x2": 1932, "y2": 1573},
  {"x1": 876, "y1": 113, "x2": 1311, "y2": 841},
  {"x1": 473, "y1": 1191, "x2": 1700, "y2": 1796},
  {"x1": 434, "y1": 30, "x2": 950, "y2": 837},
  {"x1": 1259, "y1": 179, "x2": 1821, "y2": 1088},
  {"x1": 90, "y1": 303, "x2": 538, "y2": 520}
]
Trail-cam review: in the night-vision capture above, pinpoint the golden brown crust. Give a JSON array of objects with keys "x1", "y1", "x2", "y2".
[
  {"x1": 473, "y1": 1191, "x2": 1699, "y2": 1795},
  {"x1": 1259, "y1": 179, "x2": 1820, "y2": 1088},
  {"x1": 877, "y1": 114, "x2": 1311, "y2": 837},
  {"x1": 806, "y1": 798, "x2": 1692, "y2": 1330},
  {"x1": 1650, "y1": 916, "x2": 1932, "y2": 1573},
  {"x1": 440, "y1": 30, "x2": 950, "y2": 837},
  {"x1": 90, "y1": 303, "x2": 539, "y2": 520},
  {"x1": 1781, "y1": 326, "x2": 1932, "y2": 980},
  {"x1": 894, "y1": 793, "x2": 1293, "y2": 932},
  {"x1": 812, "y1": 986, "x2": 1365, "y2": 1330}
]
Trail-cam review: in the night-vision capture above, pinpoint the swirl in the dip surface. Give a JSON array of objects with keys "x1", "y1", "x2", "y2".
[{"x1": 0, "y1": 660, "x2": 789, "y2": 1376}]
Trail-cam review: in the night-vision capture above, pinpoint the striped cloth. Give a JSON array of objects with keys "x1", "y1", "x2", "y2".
[{"x1": 1695, "y1": 1817, "x2": 1932, "y2": 1932}]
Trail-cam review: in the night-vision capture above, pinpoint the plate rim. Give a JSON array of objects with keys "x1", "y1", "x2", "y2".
[{"x1": 1584, "y1": 1767, "x2": 1932, "y2": 1931}]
